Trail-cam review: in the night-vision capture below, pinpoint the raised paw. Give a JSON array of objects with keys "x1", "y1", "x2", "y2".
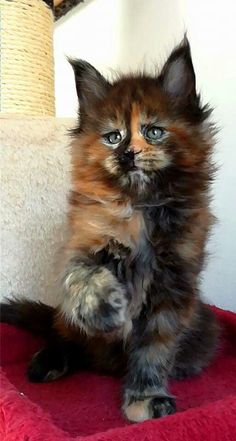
[
  {"x1": 61, "y1": 265, "x2": 128, "y2": 335},
  {"x1": 123, "y1": 396, "x2": 176, "y2": 422}
]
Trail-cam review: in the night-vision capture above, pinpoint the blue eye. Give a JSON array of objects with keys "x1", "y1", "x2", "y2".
[
  {"x1": 104, "y1": 131, "x2": 122, "y2": 145},
  {"x1": 145, "y1": 126, "x2": 165, "y2": 142}
]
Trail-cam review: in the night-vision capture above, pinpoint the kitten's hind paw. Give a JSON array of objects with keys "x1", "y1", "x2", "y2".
[{"x1": 27, "y1": 347, "x2": 69, "y2": 383}]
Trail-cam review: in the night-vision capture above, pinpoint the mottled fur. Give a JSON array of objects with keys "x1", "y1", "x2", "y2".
[{"x1": 0, "y1": 39, "x2": 219, "y2": 422}]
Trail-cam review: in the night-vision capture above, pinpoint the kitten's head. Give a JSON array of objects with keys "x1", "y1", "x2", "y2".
[{"x1": 70, "y1": 38, "x2": 212, "y2": 201}]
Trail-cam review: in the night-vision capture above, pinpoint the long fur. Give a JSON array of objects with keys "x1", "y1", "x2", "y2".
[
  {"x1": 1, "y1": 299, "x2": 54, "y2": 338},
  {"x1": 0, "y1": 38, "x2": 219, "y2": 422}
]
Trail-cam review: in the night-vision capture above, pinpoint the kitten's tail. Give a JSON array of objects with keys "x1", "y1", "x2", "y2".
[{"x1": 0, "y1": 298, "x2": 55, "y2": 338}]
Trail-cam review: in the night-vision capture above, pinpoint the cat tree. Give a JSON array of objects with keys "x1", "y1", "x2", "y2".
[
  {"x1": 1, "y1": 2, "x2": 236, "y2": 441},
  {"x1": 1, "y1": 0, "x2": 55, "y2": 115},
  {"x1": 0, "y1": 0, "x2": 73, "y2": 305}
]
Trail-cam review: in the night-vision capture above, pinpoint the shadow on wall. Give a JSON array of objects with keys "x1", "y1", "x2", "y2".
[{"x1": 117, "y1": 0, "x2": 185, "y2": 73}]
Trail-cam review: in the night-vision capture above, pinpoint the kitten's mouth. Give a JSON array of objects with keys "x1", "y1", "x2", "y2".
[
  {"x1": 121, "y1": 162, "x2": 139, "y2": 173},
  {"x1": 129, "y1": 165, "x2": 139, "y2": 172},
  {"x1": 119, "y1": 150, "x2": 141, "y2": 172}
]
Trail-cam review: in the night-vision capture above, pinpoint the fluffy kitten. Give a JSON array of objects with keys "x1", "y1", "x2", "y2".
[{"x1": 1, "y1": 38, "x2": 219, "y2": 422}]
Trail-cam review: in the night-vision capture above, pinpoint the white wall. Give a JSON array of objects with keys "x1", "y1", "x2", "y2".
[{"x1": 54, "y1": 0, "x2": 236, "y2": 311}]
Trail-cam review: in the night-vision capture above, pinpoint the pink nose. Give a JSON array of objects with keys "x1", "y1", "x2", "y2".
[{"x1": 129, "y1": 144, "x2": 143, "y2": 154}]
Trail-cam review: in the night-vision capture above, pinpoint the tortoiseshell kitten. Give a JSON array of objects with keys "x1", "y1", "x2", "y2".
[{"x1": 1, "y1": 39, "x2": 219, "y2": 422}]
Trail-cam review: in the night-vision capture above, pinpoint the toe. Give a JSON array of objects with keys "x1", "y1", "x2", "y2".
[
  {"x1": 123, "y1": 399, "x2": 152, "y2": 422},
  {"x1": 151, "y1": 397, "x2": 176, "y2": 418}
]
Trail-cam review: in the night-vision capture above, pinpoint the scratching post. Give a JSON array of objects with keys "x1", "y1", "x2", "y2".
[
  {"x1": 0, "y1": 0, "x2": 74, "y2": 305},
  {"x1": 0, "y1": 116, "x2": 73, "y2": 305},
  {"x1": 0, "y1": 0, "x2": 55, "y2": 115}
]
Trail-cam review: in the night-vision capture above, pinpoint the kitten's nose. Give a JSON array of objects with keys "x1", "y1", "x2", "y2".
[
  {"x1": 124, "y1": 149, "x2": 135, "y2": 161},
  {"x1": 120, "y1": 149, "x2": 135, "y2": 169}
]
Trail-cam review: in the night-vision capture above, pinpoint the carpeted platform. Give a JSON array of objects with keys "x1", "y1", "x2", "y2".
[{"x1": 1, "y1": 307, "x2": 236, "y2": 441}]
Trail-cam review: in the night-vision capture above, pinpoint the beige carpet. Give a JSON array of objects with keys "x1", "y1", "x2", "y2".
[{"x1": 0, "y1": 116, "x2": 74, "y2": 305}]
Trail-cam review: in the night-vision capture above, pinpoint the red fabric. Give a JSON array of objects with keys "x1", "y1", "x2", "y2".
[{"x1": 1, "y1": 306, "x2": 236, "y2": 441}]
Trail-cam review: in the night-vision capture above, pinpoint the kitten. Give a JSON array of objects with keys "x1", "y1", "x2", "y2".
[{"x1": 1, "y1": 38, "x2": 219, "y2": 422}]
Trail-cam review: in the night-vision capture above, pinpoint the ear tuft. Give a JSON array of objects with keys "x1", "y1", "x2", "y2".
[
  {"x1": 160, "y1": 37, "x2": 196, "y2": 100},
  {"x1": 68, "y1": 59, "x2": 110, "y2": 112}
]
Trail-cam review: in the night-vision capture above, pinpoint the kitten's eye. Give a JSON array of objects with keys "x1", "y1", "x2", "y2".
[
  {"x1": 104, "y1": 131, "x2": 122, "y2": 145},
  {"x1": 145, "y1": 126, "x2": 165, "y2": 142}
]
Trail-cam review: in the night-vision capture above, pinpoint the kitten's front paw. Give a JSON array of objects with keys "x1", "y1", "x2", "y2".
[
  {"x1": 61, "y1": 265, "x2": 128, "y2": 335},
  {"x1": 151, "y1": 396, "x2": 176, "y2": 418},
  {"x1": 123, "y1": 395, "x2": 176, "y2": 422}
]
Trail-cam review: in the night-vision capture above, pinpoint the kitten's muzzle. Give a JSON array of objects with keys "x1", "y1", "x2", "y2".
[{"x1": 119, "y1": 149, "x2": 140, "y2": 171}]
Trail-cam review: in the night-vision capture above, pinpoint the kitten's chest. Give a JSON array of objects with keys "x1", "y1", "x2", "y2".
[
  {"x1": 107, "y1": 205, "x2": 149, "y2": 258},
  {"x1": 111, "y1": 206, "x2": 146, "y2": 250},
  {"x1": 107, "y1": 207, "x2": 156, "y2": 318}
]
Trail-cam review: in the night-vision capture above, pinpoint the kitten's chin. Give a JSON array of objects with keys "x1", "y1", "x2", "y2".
[{"x1": 125, "y1": 169, "x2": 150, "y2": 194}]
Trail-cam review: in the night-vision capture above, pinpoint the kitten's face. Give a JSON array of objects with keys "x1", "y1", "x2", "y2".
[{"x1": 71, "y1": 39, "x2": 211, "y2": 199}]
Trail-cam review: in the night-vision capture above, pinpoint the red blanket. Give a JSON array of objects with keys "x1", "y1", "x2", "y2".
[{"x1": 1, "y1": 307, "x2": 236, "y2": 441}]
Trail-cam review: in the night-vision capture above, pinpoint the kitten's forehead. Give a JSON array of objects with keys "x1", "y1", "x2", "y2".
[
  {"x1": 97, "y1": 78, "x2": 170, "y2": 128},
  {"x1": 130, "y1": 102, "x2": 158, "y2": 127},
  {"x1": 100, "y1": 99, "x2": 164, "y2": 133}
]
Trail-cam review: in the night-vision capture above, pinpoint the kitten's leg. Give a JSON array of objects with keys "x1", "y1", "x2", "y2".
[
  {"x1": 123, "y1": 327, "x2": 177, "y2": 422},
  {"x1": 123, "y1": 295, "x2": 197, "y2": 422},
  {"x1": 123, "y1": 302, "x2": 218, "y2": 421},
  {"x1": 171, "y1": 303, "x2": 219, "y2": 380},
  {"x1": 60, "y1": 258, "x2": 128, "y2": 335},
  {"x1": 27, "y1": 328, "x2": 126, "y2": 382},
  {"x1": 27, "y1": 337, "x2": 82, "y2": 382}
]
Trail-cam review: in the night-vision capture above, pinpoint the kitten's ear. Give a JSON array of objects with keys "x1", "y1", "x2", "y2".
[
  {"x1": 159, "y1": 38, "x2": 196, "y2": 100},
  {"x1": 69, "y1": 59, "x2": 110, "y2": 111}
]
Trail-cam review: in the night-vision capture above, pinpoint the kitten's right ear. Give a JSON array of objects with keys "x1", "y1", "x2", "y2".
[
  {"x1": 69, "y1": 59, "x2": 110, "y2": 112},
  {"x1": 159, "y1": 37, "x2": 196, "y2": 101}
]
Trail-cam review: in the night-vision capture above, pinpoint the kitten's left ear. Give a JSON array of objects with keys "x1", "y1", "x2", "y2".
[
  {"x1": 69, "y1": 59, "x2": 110, "y2": 112},
  {"x1": 159, "y1": 37, "x2": 196, "y2": 100}
]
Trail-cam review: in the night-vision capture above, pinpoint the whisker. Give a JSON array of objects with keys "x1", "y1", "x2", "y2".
[{"x1": 134, "y1": 198, "x2": 174, "y2": 208}]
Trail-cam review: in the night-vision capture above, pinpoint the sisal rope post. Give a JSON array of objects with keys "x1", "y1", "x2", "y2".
[{"x1": 0, "y1": 0, "x2": 55, "y2": 116}]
